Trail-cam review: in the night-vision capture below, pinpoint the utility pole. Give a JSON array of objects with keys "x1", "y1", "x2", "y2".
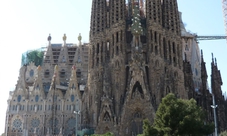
[
  {"x1": 211, "y1": 93, "x2": 218, "y2": 136},
  {"x1": 74, "y1": 110, "x2": 80, "y2": 136}
]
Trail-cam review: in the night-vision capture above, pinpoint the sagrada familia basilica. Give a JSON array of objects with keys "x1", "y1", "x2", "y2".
[{"x1": 4, "y1": 0, "x2": 227, "y2": 136}]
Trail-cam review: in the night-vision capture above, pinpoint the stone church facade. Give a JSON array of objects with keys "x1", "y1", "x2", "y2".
[
  {"x1": 85, "y1": 0, "x2": 187, "y2": 135},
  {"x1": 5, "y1": 34, "x2": 89, "y2": 136},
  {"x1": 4, "y1": 0, "x2": 227, "y2": 136},
  {"x1": 84, "y1": 0, "x2": 227, "y2": 135}
]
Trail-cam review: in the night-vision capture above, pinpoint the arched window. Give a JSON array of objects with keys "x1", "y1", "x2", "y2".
[
  {"x1": 195, "y1": 68, "x2": 198, "y2": 76},
  {"x1": 62, "y1": 56, "x2": 66, "y2": 62},
  {"x1": 132, "y1": 82, "x2": 144, "y2": 99},
  {"x1": 35, "y1": 95, "x2": 39, "y2": 102},
  {"x1": 134, "y1": 111, "x2": 142, "y2": 118},
  {"x1": 71, "y1": 84, "x2": 75, "y2": 89},
  {"x1": 71, "y1": 95, "x2": 75, "y2": 102},
  {"x1": 30, "y1": 69, "x2": 34, "y2": 77},
  {"x1": 36, "y1": 84, "x2": 39, "y2": 90},
  {"x1": 17, "y1": 95, "x2": 21, "y2": 102},
  {"x1": 103, "y1": 112, "x2": 111, "y2": 122}
]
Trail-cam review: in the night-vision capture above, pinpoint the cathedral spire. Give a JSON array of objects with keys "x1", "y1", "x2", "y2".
[
  {"x1": 109, "y1": 0, "x2": 126, "y2": 25},
  {"x1": 146, "y1": 0, "x2": 162, "y2": 24},
  {"x1": 201, "y1": 50, "x2": 207, "y2": 78},
  {"x1": 162, "y1": 0, "x2": 180, "y2": 34},
  {"x1": 211, "y1": 52, "x2": 214, "y2": 64},
  {"x1": 33, "y1": 66, "x2": 44, "y2": 94},
  {"x1": 215, "y1": 58, "x2": 217, "y2": 66},
  {"x1": 50, "y1": 65, "x2": 60, "y2": 90},
  {"x1": 131, "y1": 3, "x2": 143, "y2": 48},
  {"x1": 201, "y1": 50, "x2": 204, "y2": 62},
  {"x1": 65, "y1": 65, "x2": 81, "y2": 100},
  {"x1": 200, "y1": 50, "x2": 208, "y2": 94},
  {"x1": 90, "y1": 0, "x2": 107, "y2": 37},
  {"x1": 211, "y1": 53, "x2": 223, "y2": 100},
  {"x1": 131, "y1": 4, "x2": 143, "y2": 36}
]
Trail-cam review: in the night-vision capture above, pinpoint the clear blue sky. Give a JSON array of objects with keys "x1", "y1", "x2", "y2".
[{"x1": 0, "y1": 0, "x2": 226, "y2": 134}]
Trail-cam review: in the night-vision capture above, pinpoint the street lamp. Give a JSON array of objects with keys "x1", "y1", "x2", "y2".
[
  {"x1": 74, "y1": 110, "x2": 80, "y2": 136},
  {"x1": 211, "y1": 93, "x2": 218, "y2": 136}
]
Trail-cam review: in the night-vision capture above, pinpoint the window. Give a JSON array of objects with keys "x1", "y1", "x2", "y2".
[
  {"x1": 17, "y1": 95, "x2": 21, "y2": 102},
  {"x1": 35, "y1": 95, "x2": 39, "y2": 102},
  {"x1": 106, "y1": 42, "x2": 110, "y2": 51},
  {"x1": 76, "y1": 69, "x2": 81, "y2": 78},
  {"x1": 30, "y1": 69, "x2": 34, "y2": 77},
  {"x1": 60, "y1": 69, "x2": 65, "y2": 78},
  {"x1": 103, "y1": 112, "x2": 111, "y2": 122},
  {"x1": 62, "y1": 56, "x2": 66, "y2": 62},
  {"x1": 195, "y1": 68, "x2": 198, "y2": 76},
  {"x1": 71, "y1": 95, "x2": 75, "y2": 102},
  {"x1": 134, "y1": 111, "x2": 142, "y2": 118},
  {"x1": 185, "y1": 44, "x2": 189, "y2": 51},
  {"x1": 77, "y1": 56, "x2": 81, "y2": 63},
  {"x1": 44, "y1": 70, "x2": 50, "y2": 78}
]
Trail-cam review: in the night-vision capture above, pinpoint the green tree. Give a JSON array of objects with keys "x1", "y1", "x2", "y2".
[
  {"x1": 140, "y1": 93, "x2": 214, "y2": 136},
  {"x1": 138, "y1": 119, "x2": 158, "y2": 136},
  {"x1": 26, "y1": 50, "x2": 44, "y2": 66},
  {"x1": 92, "y1": 132, "x2": 114, "y2": 136},
  {"x1": 220, "y1": 131, "x2": 227, "y2": 136}
]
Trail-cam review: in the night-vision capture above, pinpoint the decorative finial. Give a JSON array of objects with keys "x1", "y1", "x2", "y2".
[
  {"x1": 37, "y1": 65, "x2": 41, "y2": 71},
  {"x1": 72, "y1": 65, "x2": 76, "y2": 70},
  {"x1": 47, "y1": 34, "x2": 51, "y2": 41},
  {"x1": 215, "y1": 58, "x2": 217, "y2": 66},
  {"x1": 63, "y1": 34, "x2": 67, "y2": 42},
  {"x1": 78, "y1": 33, "x2": 82, "y2": 42},
  {"x1": 78, "y1": 33, "x2": 82, "y2": 45},
  {"x1": 54, "y1": 65, "x2": 58, "y2": 72},
  {"x1": 201, "y1": 50, "x2": 204, "y2": 62},
  {"x1": 211, "y1": 53, "x2": 214, "y2": 62}
]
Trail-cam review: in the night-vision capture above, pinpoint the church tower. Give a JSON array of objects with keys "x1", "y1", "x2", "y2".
[{"x1": 85, "y1": 0, "x2": 188, "y2": 135}]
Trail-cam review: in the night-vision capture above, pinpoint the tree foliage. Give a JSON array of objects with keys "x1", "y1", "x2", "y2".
[
  {"x1": 26, "y1": 50, "x2": 44, "y2": 66},
  {"x1": 92, "y1": 132, "x2": 114, "y2": 136},
  {"x1": 220, "y1": 131, "x2": 227, "y2": 136},
  {"x1": 139, "y1": 93, "x2": 214, "y2": 136}
]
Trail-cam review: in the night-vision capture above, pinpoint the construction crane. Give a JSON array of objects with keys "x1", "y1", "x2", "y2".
[
  {"x1": 196, "y1": 36, "x2": 226, "y2": 40},
  {"x1": 194, "y1": 1, "x2": 227, "y2": 41},
  {"x1": 182, "y1": 35, "x2": 226, "y2": 41}
]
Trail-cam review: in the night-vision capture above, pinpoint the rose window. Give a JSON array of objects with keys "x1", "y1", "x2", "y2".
[
  {"x1": 31, "y1": 118, "x2": 40, "y2": 128},
  {"x1": 13, "y1": 119, "x2": 22, "y2": 129}
]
